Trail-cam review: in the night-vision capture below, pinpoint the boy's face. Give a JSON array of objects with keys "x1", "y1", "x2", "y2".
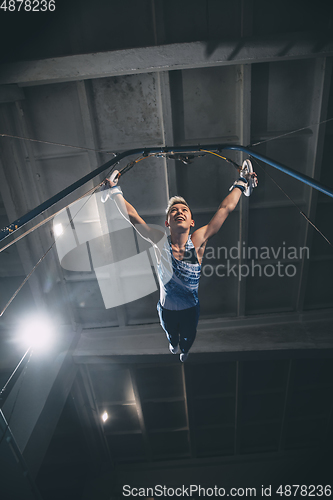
[{"x1": 165, "y1": 203, "x2": 194, "y2": 231}]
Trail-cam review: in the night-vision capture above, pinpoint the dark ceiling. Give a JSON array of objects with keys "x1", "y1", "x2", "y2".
[{"x1": 0, "y1": 1, "x2": 333, "y2": 499}]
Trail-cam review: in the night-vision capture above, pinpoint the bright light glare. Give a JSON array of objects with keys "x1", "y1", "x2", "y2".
[
  {"x1": 18, "y1": 315, "x2": 55, "y2": 352},
  {"x1": 102, "y1": 411, "x2": 109, "y2": 423},
  {"x1": 54, "y1": 223, "x2": 64, "y2": 237}
]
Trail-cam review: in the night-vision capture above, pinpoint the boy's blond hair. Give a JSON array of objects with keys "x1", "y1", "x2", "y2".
[{"x1": 166, "y1": 196, "x2": 193, "y2": 219}]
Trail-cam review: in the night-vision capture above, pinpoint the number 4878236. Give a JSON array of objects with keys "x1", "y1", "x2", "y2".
[{"x1": 0, "y1": 0, "x2": 55, "y2": 11}]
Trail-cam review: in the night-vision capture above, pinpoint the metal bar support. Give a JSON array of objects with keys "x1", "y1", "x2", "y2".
[{"x1": 1, "y1": 144, "x2": 333, "y2": 244}]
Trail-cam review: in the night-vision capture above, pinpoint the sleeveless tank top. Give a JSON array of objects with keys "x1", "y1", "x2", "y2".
[{"x1": 157, "y1": 234, "x2": 201, "y2": 310}]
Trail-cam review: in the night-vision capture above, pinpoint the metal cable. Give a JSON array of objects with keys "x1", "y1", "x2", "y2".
[
  {"x1": 1, "y1": 116, "x2": 332, "y2": 155},
  {"x1": 250, "y1": 156, "x2": 333, "y2": 248},
  {"x1": 0, "y1": 132, "x2": 114, "y2": 154},
  {"x1": 248, "y1": 118, "x2": 333, "y2": 148}
]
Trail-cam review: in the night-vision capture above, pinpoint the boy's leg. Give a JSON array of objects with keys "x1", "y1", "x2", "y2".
[
  {"x1": 157, "y1": 302, "x2": 180, "y2": 349},
  {"x1": 179, "y1": 303, "x2": 200, "y2": 354}
]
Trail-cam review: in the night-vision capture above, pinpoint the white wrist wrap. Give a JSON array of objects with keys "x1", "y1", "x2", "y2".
[{"x1": 110, "y1": 185, "x2": 123, "y2": 199}]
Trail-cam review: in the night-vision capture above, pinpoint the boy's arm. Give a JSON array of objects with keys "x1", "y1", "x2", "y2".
[
  {"x1": 119, "y1": 197, "x2": 148, "y2": 227},
  {"x1": 191, "y1": 188, "x2": 242, "y2": 248},
  {"x1": 192, "y1": 170, "x2": 258, "y2": 251},
  {"x1": 106, "y1": 178, "x2": 162, "y2": 244}
]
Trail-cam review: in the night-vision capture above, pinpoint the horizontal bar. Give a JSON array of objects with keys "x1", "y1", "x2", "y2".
[
  {"x1": 223, "y1": 145, "x2": 333, "y2": 198},
  {"x1": 0, "y1": 151, "x2": 128, "y2": 243},
  {"x1": 1, "y1": 144, "x2": 332, "y2": 244}
]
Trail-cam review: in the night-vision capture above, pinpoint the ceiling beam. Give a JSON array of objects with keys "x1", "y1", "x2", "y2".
[
  {"x1": 236, "y1": 0, "x2": 254, "y2": 319},
  {"x1": 76, "y1": 80, "x2": 128, "y2": 327},
  {"x1": 181, "y1": 365, "x2": 193, "y2": 458},
  {"x1": 71, "y1": 374, "x2": 109, "y2": 465},
  {"x1": 100, "y1": 447, "x2": 328, "y2": 491},
  {"x1": 278, "y1": 359, "x2": 292, "y2": 451},
  {"x1": 183, "y1": 366, "x2": 197, "y2": 458},
  {"x1": 129, "y1": 367, "x2": 152, "y2": 461},
  {"x1": 151, "y1": 1, "x2": 176, "y2": 199},
  {"x1": 326, "y1": 387, "x2": 333, "y2": 444},
  {"x1": 295, "y1": 57, "x2": 333, "y2": 311},
  {"x1": 73, "y1": 310, "x2": 333, "y2": 359},
  {"x1": 0, "y1": 106, "x2": 46, "y2": 312},
  {"x1": 1, "y1": 32, "x2": 333, "y2": 87},
  {"x1": 236, "y1": 64, "x2": 252, "y2": 317},
  {"x1": 151, "y1": 0, "x2": 166, "y2": 47},
  {"x1": 78, "y1": 364, "x2": 113, "y2": 462},
  {"x1": 234, "y1": 361, "x2": 242, "y2": 455},
  {"x1": 12, "y1": 100, "x2": 77, "y2": 325},
  {"x1": 156, "y1": 71, "x2": 177, "y2": 199},
  {"x1": 76, "y1": 80, "x2": 102, "y2": 173}
]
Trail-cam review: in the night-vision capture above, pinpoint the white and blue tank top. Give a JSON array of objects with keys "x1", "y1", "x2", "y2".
[{"x1": 157, "y1": 235, "x2": 201, "y2": 310}]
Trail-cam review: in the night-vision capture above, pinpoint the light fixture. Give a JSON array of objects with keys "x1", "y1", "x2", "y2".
[
  {"x1": 53, "y1": 223, "x2": 64, "y2": 237},
  {"x1": 101, "y1": 411, "x2": 109, "y2": 423},
  {"x1": 18, "y1": 314, "x2": 55, "y2": 352}
]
